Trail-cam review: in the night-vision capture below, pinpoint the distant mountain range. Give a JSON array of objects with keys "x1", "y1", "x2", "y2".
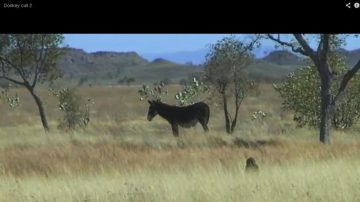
[
  {"x1": 141, "y1": 46, "x2": 276, "y2": 65},
  {"x1": 141, "y1": 49, "x2": 209, "y2": 65},
  {"x1": 55, "y1": 47, "x2": 360, "y2": 85},
  {"x1": 57, "y1": 48, "x2": 202, "y2": 85}
]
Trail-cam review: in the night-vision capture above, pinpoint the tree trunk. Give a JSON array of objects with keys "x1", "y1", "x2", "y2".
[
  {"x1": 28, "y1": 88, "x2": 50, "y2": 132},
  {"x1": 230, "y1": 104, "x2": 240, "y2": 133},
  {"x1": 222, "y1": 93, "x2": 231, "y2": 134},
  {"x1": 319, "y1": 78, "x2": 333, "y2": 144}
]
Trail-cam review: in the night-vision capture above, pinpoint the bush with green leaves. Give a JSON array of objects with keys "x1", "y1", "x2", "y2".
[
  {"x1": 251, "y1": 110, "x2": 268, "y2": 123},
  {"x1": 273, "y1": 55, "x2": 360, "y2": 129},
  {"x1": 0, "y1": 84, "x2": 20, "y2": 109},
  {"x1": 50, "y1": 88, "x2": 94, "y2": 130},
  {"x1": 138, "y1": 81, "x2": 168, "y2": 102},
  {"x1": 175, "y1": 77, "x2": 209, "y2": 106}
]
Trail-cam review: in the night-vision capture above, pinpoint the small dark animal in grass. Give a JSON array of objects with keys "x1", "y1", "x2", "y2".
[
  {"x1": 245, "y1": 157, "x2": 259, "y2": 172},
  {"x1": 147, "y1": 100, "x2": 210, "y2": 137}
]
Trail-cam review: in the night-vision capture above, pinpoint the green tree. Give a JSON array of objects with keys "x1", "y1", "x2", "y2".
[
  {"x1": 0, "y1": 34, "x2": 64, "y2": 132},
  {"x1": 274, "y1": 53, "x2": 360, "y2": 129},
  {"x1": 268, "y1": 34, "x2": 360, "y2": 144},
  {"x1": 204, "y1": 35, "x2": 260, "y2": 134}
]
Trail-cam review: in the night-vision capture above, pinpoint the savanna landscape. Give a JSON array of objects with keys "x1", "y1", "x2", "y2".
[{"x1": 1, "y1": 34, "x2": 360, "y2": 202}]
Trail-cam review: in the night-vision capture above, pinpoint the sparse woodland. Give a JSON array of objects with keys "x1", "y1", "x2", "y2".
[{"x1": 1, "y1": 34, "x2": 360, "y2": 202}]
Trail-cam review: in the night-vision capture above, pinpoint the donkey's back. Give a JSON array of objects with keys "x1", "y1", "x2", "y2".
[{"x1": 173, "y1": 102, "x2": 210, "y2": 129}]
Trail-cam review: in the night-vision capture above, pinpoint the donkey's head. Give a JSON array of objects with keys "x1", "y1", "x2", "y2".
[{"x1": 147, "y1": 100, "x2": 159, "y2": 121}]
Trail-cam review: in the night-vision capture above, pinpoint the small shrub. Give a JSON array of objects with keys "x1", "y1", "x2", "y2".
[
  {"x1": 50, "y1": 88, "x2": 94, "y2": 131},
  {"x1": 0, "y1": 84, "x2": 20, "y2": 109},
  {"x1": 175, "y1": 77, "x2": 209, "y2": 106},
  {"x1": 251, "y1": 110, "x2": 269, "y2": 123}
]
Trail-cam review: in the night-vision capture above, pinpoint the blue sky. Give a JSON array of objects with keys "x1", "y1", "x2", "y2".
[
  {"x1": 63, "y1": 34, "x2": 230, "y2": 54},
  {"x1": 63, "y1": 34, "x2": 360, "y2": 54}
]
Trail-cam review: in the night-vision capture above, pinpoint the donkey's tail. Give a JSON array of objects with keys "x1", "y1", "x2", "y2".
[{"x1": 204, "y1": 104, "x2": 210, "y2": 125}]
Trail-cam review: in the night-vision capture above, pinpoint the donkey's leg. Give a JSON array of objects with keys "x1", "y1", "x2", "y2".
[
  {"x1": 171, "y1": 124, "x2": 179, "y2": 137},
  {"x1": 199, "y1": 119, "x2": 209, "y2": 132}
]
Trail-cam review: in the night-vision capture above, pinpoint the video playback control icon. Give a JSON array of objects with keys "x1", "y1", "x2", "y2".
[{"x1": 346, "y1": 2, "x2": 360, "y2": 8}]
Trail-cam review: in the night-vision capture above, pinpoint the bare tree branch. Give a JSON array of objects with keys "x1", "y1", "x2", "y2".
[
  {"x1": 14, "y1": 36, "x2": 29, "y2": 82},
  {"x1": 12, "y1": 64, "x2": 29, "y2": 85},
  {"x1": 0, "y1": 56, "x2": 17, "y2": 70},
  {"x1": 0, "y1": 56, "x2": 28, "y2": 84},
  {"x1": 0, "y1": 61, "x2": 25, "y2": 86},
  {"x1": 0, "y1": 75, "x2": 25, "y2": 86},
  {"x1": 32, "y1": 38, "x2": 43, "y2": 88},
  {"x1": 0, "y1": 52, "x2": 28, "y2": 86},
  {"x1": 317, "y1": 36, "x2": 323, "y2": 53},
  {"x1": 293, "y1": 34, "x2": 317, "y2": 60},
  {"x1": 267, "y1": 34, "x2": 308, "y2": 56},
  {"x1": 240, "y1": 35, "x2": 261, "y2": 55},
  {"x1": 32, "y1": 35, "x2": 48, "y2": 88}
]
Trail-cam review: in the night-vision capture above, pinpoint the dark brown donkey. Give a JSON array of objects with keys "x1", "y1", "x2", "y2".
[{"x1": 147, "y1": 100, "x2": 210, "y2": 137}]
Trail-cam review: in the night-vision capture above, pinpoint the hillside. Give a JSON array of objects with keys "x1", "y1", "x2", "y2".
[
  {"x1": 57, "y1": 48, "x2": 202, "y2": 85},
  {"x1": 248, "y1": 49, "x2": 360, "y2": 81},
  {"x1": 338, "y1": 48, "x2": 360, "y2": 67},
  {"x1": 55, "y1": 48, "x2": 360, "y2": 85},
  {"x1": 261, "y1": 50, "x2": 305, "y2": 66},
  {"x1": 58, "y1": 48, "x2": 148, "y2": 74},
  {"x1": 141, "y1": 45, "x2": 277, "y2": 65}
]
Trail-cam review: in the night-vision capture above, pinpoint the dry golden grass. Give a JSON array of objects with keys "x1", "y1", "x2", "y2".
[{"x1": 0, "y1": 84, "x2": 360, "y2": 201}]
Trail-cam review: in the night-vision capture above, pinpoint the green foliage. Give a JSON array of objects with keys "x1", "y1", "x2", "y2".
[
  {"x1": 204, "y1": 35, "x2": 257, "y2": 92},
  {"x1": 203, "y1": 35, "x2": 261, "y2": 134},
  {"x1": 0, "y1": 34, "x2": 64, "y2": 130},
  {"x1": 138, "y1": 77, "x2": 207, "y2": 106},
  {"x1": 251, "y1": 110, "x2": 269, "y2": 123},
  {"x1": 274, "y1": 54, "x2": 360, "y2": 129},
  {"x1": 175, "y1": 77, "x2": 209, "y2": 106},
  {"x1": 50, "y1": 88, "x2": 94, "y2": 130},
  {"x1": 138, "y1": 81, "x2": 168, "y2": 102},
  {"x1": 204, "y1": 35, "x2": 259, "y2": 99},
  {"x1": 0, "y1": 34, "x2": 64, "y2": 83},
  {"x1": 273, "y1": 66, "x2": 320, "y2": 128}
]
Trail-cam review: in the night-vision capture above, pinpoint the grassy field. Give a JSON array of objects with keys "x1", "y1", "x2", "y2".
[{"x1": 0, "y1": 84, "x2": 360, "y2": 201}]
